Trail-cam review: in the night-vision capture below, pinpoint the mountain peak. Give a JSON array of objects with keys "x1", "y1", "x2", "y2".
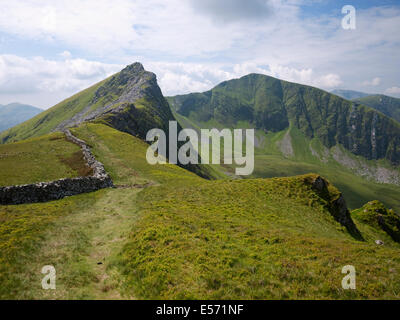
[
  {"x1": 124, "y1": 62, "x2": 145, "y2": 73},
  {"x1": 0, "y1": 63, "x2": 172, "y2": 143}
]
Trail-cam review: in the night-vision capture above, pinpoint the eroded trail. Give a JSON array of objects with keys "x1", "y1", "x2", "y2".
[{"x1": 26, "y1": 187, "x2": 141, "y2": 299}]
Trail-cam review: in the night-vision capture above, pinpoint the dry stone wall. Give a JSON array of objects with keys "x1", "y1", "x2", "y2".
[{"x1": 0, "y1": 130, "x2": 113, "y2": 205}]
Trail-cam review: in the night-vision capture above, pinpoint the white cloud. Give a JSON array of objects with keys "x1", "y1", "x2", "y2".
[
  {"x1": 0, "y1": 53, "x2": 344, "y2": 107},
  {"x1": 59, "y1": 51, "x2": 72, "y2": 59},
  {"x1": 0, "y1": 1, "x2": 398, "y2": 104},
  {"x1": 362, "y1": 77, "x2": 381, "y2": 86},
  {"x1": 386, "y1": 87, "x2": 400, "y2": 95},
  {"x1": 146, "y1": 61, "x2": 341, "y2": 96},
  {"x1": 0, "y1": 0, "x2": 240, "y2": 57},
  {"x1": 0, "y1": 54, "x2": 121, "y2": 107}
]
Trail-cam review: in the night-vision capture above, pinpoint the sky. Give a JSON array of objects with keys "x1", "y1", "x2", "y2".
[{"x1": 0, "y1": 0, "x2": 399, "y2": 109}]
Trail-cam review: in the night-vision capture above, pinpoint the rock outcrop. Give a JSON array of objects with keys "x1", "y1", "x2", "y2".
[
  {"x1": 53, "y1": 63, "x2": 175, "y2": 139},
  {"x1": 357, "y1": 200, "x2": 400, "y2": 243},
  {"x1": 0, "y1": 130, "x2": 113, "y2": 205},
  {"x1": 309, "y1": 175, "x2": 363, "y2": 240}
]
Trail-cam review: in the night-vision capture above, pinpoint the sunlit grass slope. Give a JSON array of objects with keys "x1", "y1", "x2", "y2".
[
  {"x1": 0, "y1": 132, "x2": 89, "y2": 186},
  {"x1": 71, "y1": 123, "x2": 204, "y2": 186},
  {"x1": 120, "y1": 174, "x2": 400, "y2": 299},
  {"x1": 1, "y1": 123, "x2": 400, "y2": 300},
  {"x1": 0, "y1": 79, "x2": 108, "y2": 144},
  {"x1": 0, "y1": 123, "x2": 203, "y2": 299}
]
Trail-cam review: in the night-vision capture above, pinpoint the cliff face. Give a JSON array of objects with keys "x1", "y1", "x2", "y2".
[
  {"x1": 282, "y1": 82, "x2": 400, "y2": 164},
  {"x1": 54, "y1": 63, "x2": 176, "y2": 140},
  {"x1": 168, "y1": 73, "x2": 400, "y2": 165}
]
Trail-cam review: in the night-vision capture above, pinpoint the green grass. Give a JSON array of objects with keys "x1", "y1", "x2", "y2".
[
  {"x1": 252, "y1": 154, "x2": 400, "y2": 212},
  {"x1": 71, "y1": 123, "x2": 203, "y2": 186},
  {"x1": 0, "y1": 132, "x2": 88, "y2": 186},
  {"x1": 172, "y1": 112, "x2": 400, "y2": 212},
  {"x1": 0, "y1": 191, "x2": 98, "y2": 299},
  {"x1": 120, "y1": 174, "x2": 400, "y2": 299},
  {"x1": 0, "y1": 123, "x2": 206, "y2": 299},
  {"x1": 352, "y1": 201, "x2": 400, "y2": 244},
  {"x1": 1, "y1": 123, "x2": 400, "y2": 300}
]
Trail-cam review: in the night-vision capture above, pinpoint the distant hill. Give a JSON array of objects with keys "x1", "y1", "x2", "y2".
[
  {"x1": 354, "y1": 94, "x2": 400, "y2": 123},
  {"x1": 0, "y1": 103, "x2": 42, "y2": 133},
  {"x1": 331, "y1": 89, "x2": 371, "y2": 100},
  {"x1": 169, "y1": 74, "x2": 400, "y2": 165}
]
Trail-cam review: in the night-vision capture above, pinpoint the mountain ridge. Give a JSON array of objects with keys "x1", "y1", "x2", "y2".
[
  {"x1": 168, "y1": 73, "x2": 400, "y2": 165},
  {"x1": 331, "y1": 89, "x2": 371, "y2": 100},
  {"x1": 353, "y1": 94, "x2": 400, "y2": 124}
]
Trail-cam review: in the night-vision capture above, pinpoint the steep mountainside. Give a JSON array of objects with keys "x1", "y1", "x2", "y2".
[
  {"x1": 0, "y1": 63, "x2": 175, "y2": 144},
  {"x1": 354, "y1": 94, "x2": 400, "y2": 124},
  {"x1": 168, "y1": 74, "x2": 400, "y2": 165},
  {"x1": 331, "y1": 89, "x2": 370, "y2": 100},
  {"x1": 0, "y1": 103, "x2": 42, "y2": 133}
]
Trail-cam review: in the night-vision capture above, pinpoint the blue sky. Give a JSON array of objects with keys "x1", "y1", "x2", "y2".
[{"x1": 0, "y1": 0, "x2": 399, "y2": 109}]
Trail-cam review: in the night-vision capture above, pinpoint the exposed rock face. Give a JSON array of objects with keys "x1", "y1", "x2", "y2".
[
  {"x1": 0, "y1": 130, "x2": 113, "y2": 205},
  {"x1": 331, "y1": 145, "x2": 400, "y2": 185},
  {"x1": 309, "y1": 175, "x2": 363, "y2": 240},
  {"x1": 54, "y1": 63, "x2": 176, "y2": 141},
  {"x1": 277, "y1": 130, "x2": 294, "y2": 158}
]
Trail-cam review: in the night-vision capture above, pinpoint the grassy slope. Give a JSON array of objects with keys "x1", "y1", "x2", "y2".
[
  {"x1": 121, "y1": 175, "x2": 400, "y2": 299},
  {"x1": 0, "y1": 123, "x2": 202, "y2": 299},
  {"x1": 0, "y1": 132, "x2": 89, "y2": 186},
  {"x1": 1, "y1": 123, "x2": 400, "y2": 299},
  {"x1": 252, "y1": 126, "x2": 400, "y2": 212},
  {"x1": 0, "y1": 79, "x2": 108, "y2": 144}
]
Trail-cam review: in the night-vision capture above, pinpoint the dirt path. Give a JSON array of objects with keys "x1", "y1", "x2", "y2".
[{"x1": 27, "y1": 187, "x2": 142, "y2": 299}]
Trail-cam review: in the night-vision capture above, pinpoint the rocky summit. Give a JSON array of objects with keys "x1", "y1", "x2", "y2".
[{"x1": 0, "y1": 62, "x2": 176, "y2": 144}]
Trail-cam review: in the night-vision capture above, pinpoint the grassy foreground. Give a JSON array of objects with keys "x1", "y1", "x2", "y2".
[
  {"x1": 1, "y1": 123, "x2": 400, "y2": 299},
  {"x1": 120, "y1": 176, "x2": 400, "y2": 299},
  {"x1": 0, "y1": 123, "x2": 201, "y2": 299}
]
